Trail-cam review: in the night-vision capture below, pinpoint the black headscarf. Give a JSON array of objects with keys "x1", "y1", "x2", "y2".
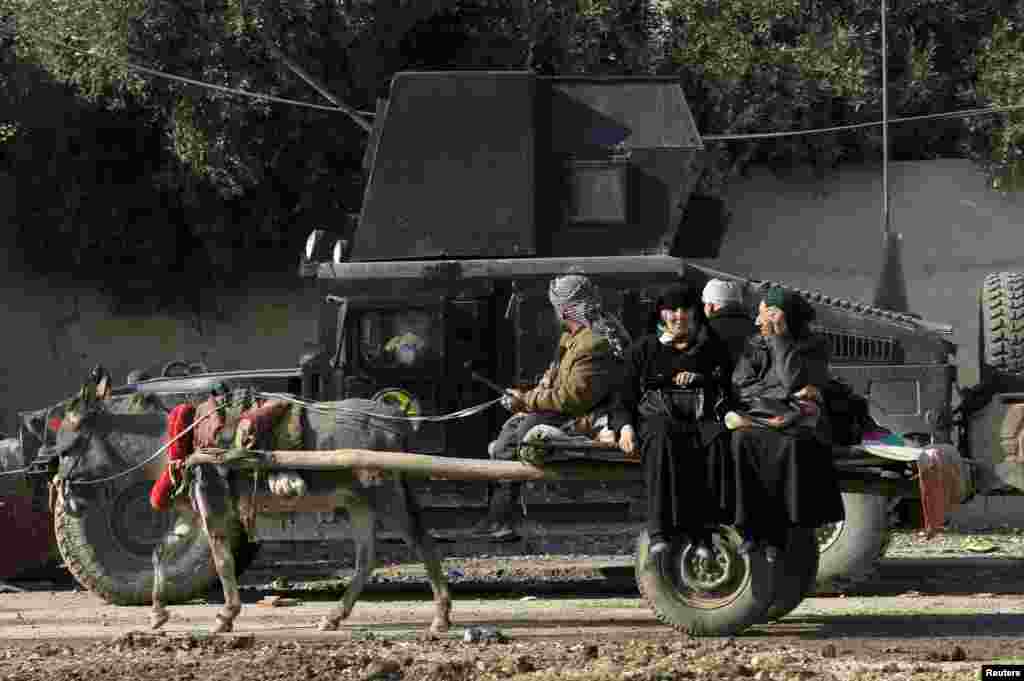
[{"x1": 652, "y1": 281, "x2": 707, "y2": 343}]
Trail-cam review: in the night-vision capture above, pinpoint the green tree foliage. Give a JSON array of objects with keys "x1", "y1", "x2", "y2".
[
  {"x1": 667, "y1": 0, "x2": 1017, "y2": 193},
  {"x1": 0, "y1": 0, "x2": 1022, "y2": 295},
  {"x1": 973, "y1": 7, "x2": 1024, "y2": 191}
]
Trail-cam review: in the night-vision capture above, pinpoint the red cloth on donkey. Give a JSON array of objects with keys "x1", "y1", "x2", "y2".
[{"x1": 149, "y1": 403, "x2": 196, "y2": 511}]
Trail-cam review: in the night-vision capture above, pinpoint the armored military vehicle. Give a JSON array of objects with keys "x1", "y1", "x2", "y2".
[
  {"x1": 293, "y1": 71, "x2": 971, "y2": 590},
  {"x1": 4, "y1": 70, "x2": 1023, "y2": 636}
]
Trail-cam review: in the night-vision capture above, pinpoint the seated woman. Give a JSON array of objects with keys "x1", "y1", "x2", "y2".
[
  {"x1": 720, "y1": 287, "x2": 844, "y2": 561},
  {"x1": 609, "y1": 282, "x2": 733, "y2": 561}
]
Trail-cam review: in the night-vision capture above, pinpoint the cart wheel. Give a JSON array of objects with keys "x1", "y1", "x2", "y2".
[
  {"x1": 636, "y1": 526, "x2": 777, "y2": 637},
  {"x1": 762, "y1": 528, "x2": 818, "y2": 622}
]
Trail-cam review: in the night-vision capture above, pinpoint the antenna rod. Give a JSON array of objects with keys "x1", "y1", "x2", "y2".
[{"x1": 881, "y1": 0, "x2": 889, "y2": 236}]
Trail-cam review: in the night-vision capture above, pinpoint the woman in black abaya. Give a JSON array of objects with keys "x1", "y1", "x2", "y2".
[
  {"x1": 609, "y1": 282, "x2": 733, "y2": 560},
  {"x1": 719, "y1": 287, "x2": 845, "y2": 561}
]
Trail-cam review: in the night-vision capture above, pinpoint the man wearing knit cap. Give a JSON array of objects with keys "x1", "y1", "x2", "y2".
[
  {"x1": 470, "y1": 273, "x2": 628, "y2": 541},
  {"x1": 702, "y1": 278, "x2": 756, "y2": 367}
]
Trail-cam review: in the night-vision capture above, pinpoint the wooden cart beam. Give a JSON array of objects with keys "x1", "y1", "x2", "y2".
[{"x1": 186, "y1": 447, "x2": 641, "y2": 482}]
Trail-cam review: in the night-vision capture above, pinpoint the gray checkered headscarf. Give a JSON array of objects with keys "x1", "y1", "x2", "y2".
[{"x1": 548, "y1": 275, "x2": 631, "y2": 359}]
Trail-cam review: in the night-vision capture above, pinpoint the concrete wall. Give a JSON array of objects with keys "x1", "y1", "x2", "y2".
[
  {"x1": 696, "y1": 157, "x2": 1024, "y2": 390},
  {"x1": 0, "y1": 266, "x2": 320, "y2": 435}
]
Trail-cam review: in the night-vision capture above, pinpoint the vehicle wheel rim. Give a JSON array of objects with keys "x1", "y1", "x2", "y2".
[
  {"x1": 108, "y1": 481, "x2": 176, "y2": 558},
  {"x1": 663, "y1": 529, "x2": 749, "y2": 610}
]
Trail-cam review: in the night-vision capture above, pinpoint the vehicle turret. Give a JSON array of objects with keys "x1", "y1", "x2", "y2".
[{"x1": 350, "y1": 71, "x2": 708, "y2": 261}]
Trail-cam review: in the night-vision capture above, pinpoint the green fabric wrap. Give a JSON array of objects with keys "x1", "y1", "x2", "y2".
[{"x1": 763, "y1": 287, "x2": 787, "y2": 309}]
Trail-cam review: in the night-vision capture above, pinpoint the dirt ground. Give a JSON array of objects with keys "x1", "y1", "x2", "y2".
[{"x1": 2, "y1": 530, "x2": 1024, "y2": 681}]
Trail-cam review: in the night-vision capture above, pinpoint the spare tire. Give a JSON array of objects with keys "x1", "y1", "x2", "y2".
[
  {"x1": 980, "y1": 272, "x2": 1024, "y2": 389},
  {"x1": 55, "y1": 480, "x2": 258, "y2": 605}
]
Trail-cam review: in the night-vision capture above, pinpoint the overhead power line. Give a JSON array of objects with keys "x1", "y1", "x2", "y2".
[
  {"x1": 0, "y1": 25, "x2": 376, "y2": 118},
  {"x1": 701, "y1": 103, "x2": 1024, "y2": 141},
  {"x1": 5, "y1": 24, "x2": 1024, "y2": 139}
]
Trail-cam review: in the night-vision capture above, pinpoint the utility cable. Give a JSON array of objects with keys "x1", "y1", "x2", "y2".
[{"x1": 6, "y1": 24, "x2": 1024, "y2": 139}]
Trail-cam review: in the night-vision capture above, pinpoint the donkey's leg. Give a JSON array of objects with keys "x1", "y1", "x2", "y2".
[
  {"x1": 150, "y1": 543, "x2": 171, "y2": 630},
  {"x1": 191, "y1": 473, "x2": 242, "y2": 634},
  {"x1": 392, "y1": 479, "x2": 451, "y2": 634},
  {"x1": 150, "y1": 507, "x2": 201, "y2": 630},
  {"x1": 205, "y1": 514, "x2": 242, "y2": 634},
  {"x1": 319, "y1": 499, "x2": 376, "y2": 632}
]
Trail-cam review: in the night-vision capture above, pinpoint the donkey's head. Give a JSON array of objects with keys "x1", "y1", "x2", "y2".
[{"x1": 46, "y1": 366, "x2": 169, "y2": 486}]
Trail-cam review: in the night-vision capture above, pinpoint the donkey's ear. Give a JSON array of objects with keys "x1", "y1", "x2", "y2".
[
  {"x1": 96, "y1": 374, "x2": 111, "y2": 401},
  {"x1": 90, "y1": 365, "x2": 112, "y2": 401}
]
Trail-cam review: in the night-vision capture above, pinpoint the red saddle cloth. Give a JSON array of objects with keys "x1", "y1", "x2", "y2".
[
  {"x1": 149, "y1": 399, "x2": 294, "y2": 511},
  {"x1": 149, "y1": 403, "x2": 196, "y2": 511}
]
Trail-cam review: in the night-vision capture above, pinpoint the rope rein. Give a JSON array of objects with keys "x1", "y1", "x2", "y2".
[
  {"x1": 69, "y1": 398, "x2": 237, "y2": 487},
  {"x1": 255, "y1": 392, "x2": 504, "y2": 423},
  {"x1": 6, "y1": 392, "x2": 502, "y2": 484}
]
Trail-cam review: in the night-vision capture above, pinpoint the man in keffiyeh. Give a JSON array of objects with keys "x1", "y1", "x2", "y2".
[{"x1": 471, "y1": 273, "x2": 630, "y2": 541}]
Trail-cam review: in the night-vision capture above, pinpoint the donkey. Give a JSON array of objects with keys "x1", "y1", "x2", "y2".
[{"x1": 49, "y1": 376, "x2": 452, "y2": 636}]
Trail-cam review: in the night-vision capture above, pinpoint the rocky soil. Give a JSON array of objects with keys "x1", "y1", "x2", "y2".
[
  {"x1": 1, "y1": 528, "x2": 1022, "y2": 681},
  {"x1": 0, "y1": 627, "x2": 1010, "y2": 681}
]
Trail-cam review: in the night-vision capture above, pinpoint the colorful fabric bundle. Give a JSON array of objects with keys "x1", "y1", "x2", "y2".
[
  {"x1": 194, "y1": 396, "x2": 226, "y2": 449},
  {"x1": 917, "y1": 444, "x2": 964, "y2": 536},
  {"x1": 150, "y1": 403, "x2": 196, "y2": 511},
  {"x1": 234, "y1": 400, "x2": 290, "y2": 450},
  {"x1": 272, "y1": 403, "x2": 305, "y2": 450}
]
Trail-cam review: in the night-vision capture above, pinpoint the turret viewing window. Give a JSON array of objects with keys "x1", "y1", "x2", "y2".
[{"x1": 566, "y1": 155, "x2": 629, "y2": 224}]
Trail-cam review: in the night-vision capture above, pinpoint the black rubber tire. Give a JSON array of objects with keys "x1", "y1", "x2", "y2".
[
  {"x1": 54, "y1": 480, "x2": 260, "y2": 606},
  {"x1": 54, "y1": 480, "x2": 215, "y2": 605},
  {"x1": 813, "y1": 493, "x2": 890, "y2": 594},
  {"x1": 635, "y1": 527, "x2": 777, "y2": 636},
  {"x1": 980, "y1": 272, "x2": 1024, "y2": 389},
  {"x1": 763, "y1": 528, "x2": 818, "y2": 622}
]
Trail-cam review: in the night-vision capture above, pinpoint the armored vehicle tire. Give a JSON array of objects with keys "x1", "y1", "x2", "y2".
[
  {"x1": 635, "y1": 527, "x2": 777, "y2": 636},
  {"x1": 980, "y1": 272, "x2": 1024, "y2": 388},
  {"x1": 54, "y1": 480, "x2": 257, "y2": 605},
  {"x1": 762, "y1": 528, "x2": 819, "y2": 622},
  {"x1": 814, "y1": 493, "x2": 890, "y2": 593}
]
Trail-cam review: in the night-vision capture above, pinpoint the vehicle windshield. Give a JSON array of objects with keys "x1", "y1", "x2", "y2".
[{"x1": 358, "y1": 309, "x2": 440, "y2": 370}]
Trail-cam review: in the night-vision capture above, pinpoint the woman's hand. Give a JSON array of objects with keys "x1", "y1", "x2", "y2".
[
  {"x1": 757, "y1": 306, "x2": 789, "y2": 337},
  {"x1": 673, "y1": 371, "x2": 702, "y2": 387},
  {"x1": 619, "y1": 425, "x2": 638, "y2": 459},
  {"x1": 794, "y1": 385, "x2": 820, "y2": 401}
]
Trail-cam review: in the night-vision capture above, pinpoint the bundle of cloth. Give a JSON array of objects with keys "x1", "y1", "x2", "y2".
[{"x1": 149, "y1": 395, "x2": 304, "y2": 511}]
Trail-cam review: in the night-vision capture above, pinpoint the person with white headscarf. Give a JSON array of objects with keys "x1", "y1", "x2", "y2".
[
  {"x1": 702, "y1": 278, "x2": 756, "y2": 367},
  {"x1": 470, "y1": 273, "x2": 630, "y2": 541}
]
